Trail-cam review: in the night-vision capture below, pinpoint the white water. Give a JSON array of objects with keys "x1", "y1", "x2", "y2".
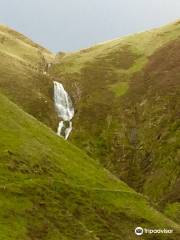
[{"x1": 54, "y1": 81, "x2": 74, "y2": 140}]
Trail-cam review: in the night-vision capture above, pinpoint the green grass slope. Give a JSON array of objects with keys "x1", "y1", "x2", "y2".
[
  {"x1": 49, "y1": 20, "x2": 180, "y2": 218},
  {"x1": 0, "y1": 25, "x2": 58, "y2": 129},
  {"x1": 0, "y1": 25, "x2": 53, "y2": 66},
  {"x1": 0, "y1": 92, "x2": 180, "y2": 240}
]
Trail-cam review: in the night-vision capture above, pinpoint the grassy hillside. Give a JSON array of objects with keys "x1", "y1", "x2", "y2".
[
  {"x1": 52, "y1": 20, "x2": 180, "y2": 75},
  {"x1": 49, "y1": 20, "x2": 180, "y2": 219},
  {"x1": 0, "y1": 21, "x2": 179, "y2": 235},
  {"x1": 1, "y1": 92, "x2": 180, "y2": 239},
  {"x1": 0, "y1": 25, "x2": 58, "y2": 129},
  {"x1": 0, "y1": 25, "x2": 53, "y2": 66}
]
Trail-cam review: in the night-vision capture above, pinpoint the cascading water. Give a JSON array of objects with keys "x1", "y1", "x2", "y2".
[{"x1": 53, "y1": 81, "x2": 74, "y2": 140}]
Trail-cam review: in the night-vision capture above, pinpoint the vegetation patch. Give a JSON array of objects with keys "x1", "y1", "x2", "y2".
[{"x1": 110, "y1": 82, "x2": 129, "y2": 96}]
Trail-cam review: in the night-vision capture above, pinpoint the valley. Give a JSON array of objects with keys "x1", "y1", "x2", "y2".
[{"x1": 0, "y1": 21, "x2": 180, "y2": 239}]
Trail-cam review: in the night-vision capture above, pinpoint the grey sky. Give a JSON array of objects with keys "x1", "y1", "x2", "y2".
[{"x1": 0, "y1": 0, "x2": 180, "y2": 52}]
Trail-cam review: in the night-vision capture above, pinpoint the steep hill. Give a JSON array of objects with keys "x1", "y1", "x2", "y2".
[
  {"x1": 49, "y1": 21, "x2": 180, "y2": 220},
  {"x1": 0, "y1": 21, "x2": 179, "y2": 232},
  {"x1": 1, "y1": 91, "x2": 180, "y2": 239},
  {"x1": 0, "y1": 25, "x2": 58, "y2": 129}
]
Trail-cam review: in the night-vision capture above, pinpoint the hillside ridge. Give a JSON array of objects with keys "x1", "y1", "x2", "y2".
[
  {"x1": 0, "y1": 20, "x2": 179, "y2": 239},
  {"x1": 1, "y1": 91, "x2": 180, "y2": 239}
]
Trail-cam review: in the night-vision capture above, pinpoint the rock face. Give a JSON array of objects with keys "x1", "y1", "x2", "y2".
[{"x1": 53, "y1": 81, "x2": 74, "y2": 139}]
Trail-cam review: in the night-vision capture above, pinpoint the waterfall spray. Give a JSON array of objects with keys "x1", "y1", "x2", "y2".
[{"x1": 54, "y1": 81, "x2": 74, "y2": 140}]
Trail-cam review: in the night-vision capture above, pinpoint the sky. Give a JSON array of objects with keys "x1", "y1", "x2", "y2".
[{"x1": 0, "y1": 0, "x2": 180, "y2": 52}]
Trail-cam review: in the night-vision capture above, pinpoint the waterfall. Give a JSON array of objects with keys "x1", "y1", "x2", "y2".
[{"x1": 53, "y1": 81, "x2": 74, "y2": 140}]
